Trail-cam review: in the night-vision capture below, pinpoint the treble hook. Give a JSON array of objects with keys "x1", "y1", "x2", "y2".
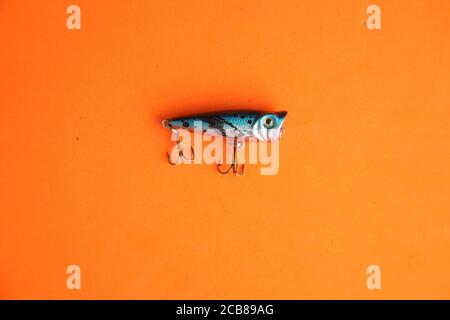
[
  {"x1": 162, "y1": 120, "x2": 195, "y2": 165},
  {"x1": 218, "y1": 137, "x2": 245, "y2": 176}
]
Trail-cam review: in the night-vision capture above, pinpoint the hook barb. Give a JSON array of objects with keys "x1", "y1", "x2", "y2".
[
  {"x1": 217, "y1": 137, "x2": 245, "y2": 176},
  {"x1": 163, "y1": 120, "x2": 195, "y2": 165}
]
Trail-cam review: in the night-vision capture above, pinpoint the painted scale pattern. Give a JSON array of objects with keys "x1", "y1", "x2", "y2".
[{"x1": 167, "y1": 110, "x2": 263, "y2": 139}]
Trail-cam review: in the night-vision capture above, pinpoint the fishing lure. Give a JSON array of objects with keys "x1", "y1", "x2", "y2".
[{"x1": 162, "y1": 110, "x2": 287, "y2": 176}]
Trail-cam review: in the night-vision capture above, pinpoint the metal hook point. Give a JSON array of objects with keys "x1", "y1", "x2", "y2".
[
  {"x1": 217, "y1": 137, "x2": 245, "y2": 176},
  {"x1": 163, "y1": 119, "x2": 195, "y2": 165},
  {"x1": 167, "y1": 144, "x2": 195, "y2": 165},
  {"x1": 234, "y1": 163, "x2": 245, "y2": 176}
]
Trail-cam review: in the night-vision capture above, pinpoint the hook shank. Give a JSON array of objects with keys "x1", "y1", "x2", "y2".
[{"x1": 217, "y1": 137, "x2": 245, "y2": 176}]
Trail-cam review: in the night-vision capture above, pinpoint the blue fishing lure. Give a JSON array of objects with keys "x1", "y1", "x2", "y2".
[{"x1": 162, "y1": 110, "x2": 287, "y2": 176}]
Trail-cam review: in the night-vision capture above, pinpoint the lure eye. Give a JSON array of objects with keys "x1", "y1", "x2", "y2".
[{"x1": 263, "y1": 117, "x2": 275, "y2": 129}]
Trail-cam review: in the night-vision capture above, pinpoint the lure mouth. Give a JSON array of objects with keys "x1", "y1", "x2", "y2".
[
  {"x1": 276, "y1": 111, "x2": 287, "y2": 139},
  {"x1": 252, "y1": 111, "x2": 288, "y2": 141},
  {"x1": 275, "y1": 111, "x2": 288, "y2": 120}
]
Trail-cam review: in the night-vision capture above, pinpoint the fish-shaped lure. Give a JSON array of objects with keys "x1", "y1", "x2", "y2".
[
  {"x1": 162, "y1": 110, "x2": 287, "y2": 175},
  {"x1": 163, "y1": 110, "x2": 287, "y2": 141}
]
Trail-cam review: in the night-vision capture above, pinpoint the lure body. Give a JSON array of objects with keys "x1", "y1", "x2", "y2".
[{"x1": 164, "y1": 110, "x2": 287, "y2": 141}]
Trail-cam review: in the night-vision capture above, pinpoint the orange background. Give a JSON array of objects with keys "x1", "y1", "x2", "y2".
[{"x1": 1, "y1": 0, "x2": 450, "y2": 299}]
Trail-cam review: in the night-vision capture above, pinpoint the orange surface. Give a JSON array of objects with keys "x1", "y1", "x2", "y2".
[{"x1": 1, "y1": 0, "x2": 450, "y2": 299}]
